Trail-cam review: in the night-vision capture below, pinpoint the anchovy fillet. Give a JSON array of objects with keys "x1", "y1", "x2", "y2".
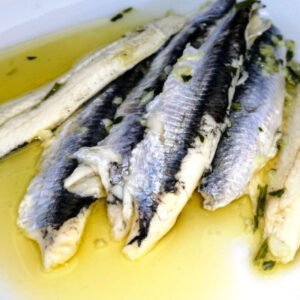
[
  {"x1": 264, "y1": 86, "x2": 300, "y2": 263},
  {"x1": 123, "y1": 4, "x2": 259, "y2": 259},
  {"x1": 0, "y1": 16, "x2": 185, "y2": 159},
  {"x1": 265, "y1": 150, "x2": 300, "y2": 263},
  {"x1": 17, "y1": 59, "x2": 152, "y2": 270},
  {"x1": 0, "y1": 81, "x2": 56, "y2": 126},
  {"x1": 200, "y1": 27, "x2": 286, "y2": 210},
  {"x1": 65, "y1": 0, "x2": 237, "y2": 240}
]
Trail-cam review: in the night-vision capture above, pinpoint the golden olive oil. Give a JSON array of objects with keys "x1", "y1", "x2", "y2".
[{"x1": 0, "y1": 11, "x2": 286, "y2": 300}]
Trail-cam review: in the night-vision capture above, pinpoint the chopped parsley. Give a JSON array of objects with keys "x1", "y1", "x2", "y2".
[
  {"x1": 6, "y1": 67, "x2": 17, "y2": 76},
  {"x1": 175, "y1": 66, "x2": 192, "y2": 83},
  {"x1": 285, "y1": 40, "x2": 296, "y2": 62},
  {"x1": 253, "y1": 185, "x2": 268, "y2": 232},
  {"x1": 199, "y1": 134, "x2": 205, "y2": 143},
  {"x1": 123, "y1": 7, "x2": 133, "y2": 13},
  {"x1": 181, "y1": 74, "x2": 192, "y2": 83},
  {"x1": 269, "y1": 188, "x2": 285, "y2": 198},
  {"x1": 271, "y1": 34, "x2": 284, "y2": 46},
  {"x1": 225, "y1": 65, "x2": 238, "y2": 75},
  {"x1": 258, "y1": 127, "x2": 264, "y2": 132},
  {"x1": 26, "y1": 56, "x2": 37, "y2": 61},
  {"x1": 223, "y1": 131, "x2": 230, "y2": 139},
  {"x1": 42, "y1": 82, "x2": 64, "y2": 101},
  {"x1": 254, "y1": 239, "x2": 268, "y2": 262},
  {"x1": 254, "y1": 240, "x2": 277, "y2": 271},
  {"x1": 114, "y1": 116, "x2": 124, "y2": 124},
  {"x1": 276, "y1": 137, "x2": 283, "y2": 151},
  {"x1": 259, "y1": 44, "x2": 280, "y2": 74},
  {"x1": 284, "y1": 40, "x2": 300, "y2": 86},
  {"x1": 231, "y1": 102, "x2": 242, "y2": 111},
  {"x1": 111, "y1": 7, "x2": 134, "y2": 22},
  {"x1": 286, "y1": 60, "x2": 300, "y2": 86},
  {"x1": 136, "y1": 28, "x2": 145, "y2": 33},
  {"x1": 262, "y1": 260, "x2": 276, "y2": 271},
  {"x1": 111, "y1": 13, "x2": 123, "y2": 22}
]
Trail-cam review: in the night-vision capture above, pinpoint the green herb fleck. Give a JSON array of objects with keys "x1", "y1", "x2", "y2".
[
  {"x1": 271, "y1": 35, "x2": 283, "y2": 47},
  {"x1": 123, "y1": 7, "x2": 133, "y2": 13},
  {"x1": 111, "y1": 13, "x2": 123, "y2": 22},
  {"x1": 199, "y1": 134, "x2": 205, "y2": 143},
  {"x1": 181, "y1": 74, "x2": 192, "y2": 83},
  {"x1": 26, "y1": 56, "x2": 37, "y2": 61},
  {"x1": 259, "y1": 44, "x2": 280, "y2": 74},
  {"x1": 225, "y1": 65, "x2": 238, "y2": 75},
  {"x1": 258, "y1": 127, "x2": 264, "y2": 132},
  {"x1": 285, "y1": 40, "x2": 296, "y2": 62},
  {"x1": 223, "y1": 131, "x2": 230, "y2": 139},
  {"x1": 114, "y1": 116, "x2": 124, "y2": 124},
  {"x1": 42, "y1": 82, "x2": 64, "y2": 101},
  {"x1": 254, "y1": 240, "x2": 277, "y2": 270},
  {"x1": 254, "y1": 239, "x2": 268, "y2": 262},
  {"x1": 231, "y1": 102, "x2": 242, "y2": 111},
  {"x1": 111, "y1": 7, "x2": 133, "y2": 22},
  {"x1": 6, "y1": 67, "x2": 18, "y2": 76},
  {"x1": 235, "y1": 0, "x2": 257, "y2": 10},
  {"x1": 269, "y1": 188, "x2": 285, "y2": 198},
  {"x1": 276, "y1": 137, "x2": 284, "y2": 151},
  {"x1": 262, "y1": 260, "x2": 276, "y2": 271},
  {"x1": 285, "y1": 61, "x2": 300, "y2": 86},
  {"x1": 253, "y1": 185, "x2": 268, "y2": 232},
  {"x1": 175, "y1": 66, "x2": 192, "y2": 83}
]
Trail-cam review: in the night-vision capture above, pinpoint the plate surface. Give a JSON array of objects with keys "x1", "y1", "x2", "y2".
[{"x1": 0, "y1": 1, "x2": 300, "y2": 299}]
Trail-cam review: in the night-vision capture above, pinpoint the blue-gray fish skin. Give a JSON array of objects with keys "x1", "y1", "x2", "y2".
[
  {"x1": 123, "y1": 4, "x2": 258, "y2": 259},
  {"x1": 17, "y1": 60, "x2": 151, "y2": 270},
  {"x1": 0, "y1": 16, "x2": 186, "y2": 159},
  {"x1": 67, "y1": 0, "x2": 237, "y2": 240},
  {"x1": 200, "y1": 26, "x2": 286, "y2": 211}
]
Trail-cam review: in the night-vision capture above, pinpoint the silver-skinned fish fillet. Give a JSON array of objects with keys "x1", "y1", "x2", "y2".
[
  {"x1": 265, "y1": 150, "x2": 300, "y2": 263},
  {"x1": 0, "y1": 15, "x2": 185, "y2": 159},
  {"x1": 17, "y1": 58, "x2": 153, "y2": 270},
  {"x1": 264, "y1": 86, "x2": 300, "y2": 263},
  {"x1": 123, "y1": 4, "x2": 262, "y2": 259},
  {"x1": 200, "y1": 26, "x2": 286, "y2": 211},
  {"x1": 0, "y1": 81, "x2": 56, "y2": 126},
  {"x1": 65, "y1": 0, "x2": 237, "y2": 240}
]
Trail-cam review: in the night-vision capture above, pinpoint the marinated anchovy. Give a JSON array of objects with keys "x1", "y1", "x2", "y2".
[
  {"x1": 17, "y1": 59, "x2": 152, "y2": 270},
  {"x1": 0, "y1": 15, "x2": 185, "y2": 159},
  {"x1": 264, "y1": 86, "x2": 300, "y2": 263},
  {"x1": 0, "y1": 81, "x2": 56, "y2": 127},
  {"x1": 200, "y1": 27, "x2": 286, "y2": 211},
  {"x1": 65, "y1": 0, "x2": 237, "y2": 240},
  {"x1": 123, "y1": 4, "x2": 260, "y2": 259},
  {"x1": 265, "y1": 150, "x2": 300, "y2": 263}
]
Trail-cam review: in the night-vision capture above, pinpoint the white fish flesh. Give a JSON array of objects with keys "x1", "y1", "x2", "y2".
[
  {"x1": 264, "y1": 86, "x2": 300, "y2": 263},
  {"x1": 65, "y1": 0, "x2": 237, "y2": 240},
  {"x1": 0, "y1": 15, "x2": 186, "y2": 159},
  {"x1": 17, "y1": 58, "x2": 152, "y2": 270},
  {"x1": 200, "y1": 26, "x2": 286, "y2": 210},
  {"x1": 123, "y1": 4, "x2": 260, "y2": 259}
]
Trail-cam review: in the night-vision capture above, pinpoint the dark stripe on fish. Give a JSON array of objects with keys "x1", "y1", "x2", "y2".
[
  {"x1": 105, "y1": 0, "x2": 236, "y2": 187},
  {"x1": 200, "y1": 25, "x2": 285, "y2": 208},
  {"x1": 127, "y1": 3, "x2": 254, "y2": 246},
  {"x1": 163, "y1": 6, "x2": 250, "y2": 194},
  {"x1": 32, "y1": 57, "x2": 154, "y2": 229}
]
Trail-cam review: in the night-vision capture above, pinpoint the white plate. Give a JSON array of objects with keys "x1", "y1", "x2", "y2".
[{"x1": 1, "y1": 1, "x2": 300, "y2": 299}]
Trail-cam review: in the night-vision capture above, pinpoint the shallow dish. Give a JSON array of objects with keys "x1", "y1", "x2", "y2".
[{"x1": 1, "y1": 1, "x2": 300, "y2": 299}]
